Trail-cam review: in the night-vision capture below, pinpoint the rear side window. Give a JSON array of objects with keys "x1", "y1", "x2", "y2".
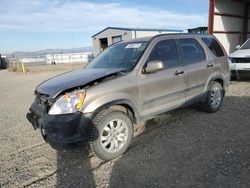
[
  {"x1": 202, "y1": 37, "x2": 224, "y2": 57},
  {"x1": 179, "y1": 38, "x2": 206, "y2": 65},
  {"x1": 148, "y1": 39, "x2": 179, "y2": 69}
]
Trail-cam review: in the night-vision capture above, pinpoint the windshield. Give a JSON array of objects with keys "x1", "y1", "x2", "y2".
[
  {"x1": 241, "y1": 38, "x2": 250, "y2": 49},
  {"x1": 87, "y1": 42, "x2": 148, "y2": 71}
]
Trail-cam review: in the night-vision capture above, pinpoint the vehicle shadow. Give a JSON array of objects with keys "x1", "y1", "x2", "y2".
[
  {"x1": 109, "y1": 96, "x2": 250, "y2": 187},
  {"x1": 55, "y1": 145, "x2": 96, "y2": 188},
  {"x1": 55, "y1": 96, "x2": 250, "y2": 187},
  {"x1": 231, "y1": 76, "x2": 250, "y2": 82}
]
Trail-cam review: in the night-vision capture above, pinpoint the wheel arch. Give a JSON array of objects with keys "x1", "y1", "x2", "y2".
[
  {"x1": 201, "y1": 75, "x2": 225, "y2": 102},
  {"x1": 212, "y1": 77, "x2": 224, "y2": 88},
  {"x1": 84, "y1": 98, "x2": 141, "y2": 124},
  {"x1": 206, "y1": 75, "x2": 225, "y2": 90}
]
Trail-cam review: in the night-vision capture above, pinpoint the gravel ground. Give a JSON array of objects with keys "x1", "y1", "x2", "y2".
[{"x1": 0, "y1": 67, "x2": 249, "y2": 188}]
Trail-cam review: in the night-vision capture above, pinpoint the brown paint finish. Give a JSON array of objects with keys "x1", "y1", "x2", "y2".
[
  {"x1": 208, "y1": 0, "x2": 215, "y2": 34},
  {"x1": 213, "y1": 31, "x2": 250, "y2": 34},
  {"x1": 214, "y1": 12, "x2": 244, "y2": 19}
]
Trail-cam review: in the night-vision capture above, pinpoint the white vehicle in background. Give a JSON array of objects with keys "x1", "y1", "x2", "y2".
[{"x1": 229, "y1": 38, "x2": 250, "y2": 79}]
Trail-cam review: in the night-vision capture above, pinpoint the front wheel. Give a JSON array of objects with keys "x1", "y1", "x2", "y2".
[
  {"x1": 90, "y1": 108, "x2": 133, "y2": 161},
  {"x1": 201, "y1": 81, "x2": 224, "y2": 113}
]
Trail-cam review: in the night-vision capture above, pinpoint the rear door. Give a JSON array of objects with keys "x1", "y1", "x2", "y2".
[
  {"x1": 178, "y1": 38, "x2": 213, "y2": 101},
  {"x1": 201, "y1": 36, "x2": 228, "y2": 76},
  {"x1": 138, "y1": 38, "x2": 186, "y2": 116}
]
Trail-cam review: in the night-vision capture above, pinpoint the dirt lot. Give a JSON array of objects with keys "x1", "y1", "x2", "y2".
[{"x1": 0, "y1": 65, "x2": 250, "y2": 188}]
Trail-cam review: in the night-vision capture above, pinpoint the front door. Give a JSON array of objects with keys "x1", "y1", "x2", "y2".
[{"x1": 138, "y1": 39, "x2": 186, "y2": 117}]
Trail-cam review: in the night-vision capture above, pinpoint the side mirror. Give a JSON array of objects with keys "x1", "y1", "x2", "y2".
[
  {"x1": 144, "y1": 60, "x2": 164, "y2": 73},
  {"x1": 235, "y1": 45, "x2": 241, "y2": 50}
]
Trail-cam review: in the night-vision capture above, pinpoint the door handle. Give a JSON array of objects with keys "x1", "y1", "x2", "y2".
[
  {"x1": 175, "y1": 70, "x2": 184, "y2": 75},
  {"x1": 207, "y1": 63, "x2": 214, "y2": 68}
]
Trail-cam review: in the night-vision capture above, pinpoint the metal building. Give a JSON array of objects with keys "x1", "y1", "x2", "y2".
[
  {"x1": 209, "y1": 0, "x2": 250, "y2": 54},
  {"x1": 18, "y1": 52, "x2": 93, "y2": 65},
  {"x1": 45, "y1": 52, "x2": 93, "y2": 64},
  {"x1": 92, "y1": 27, "x2": 183, "y2": 56},
  {"x1": 188, "y1": 27, "x2": 208, "y2": 34}
]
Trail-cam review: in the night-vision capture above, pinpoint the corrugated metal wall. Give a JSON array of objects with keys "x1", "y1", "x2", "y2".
[{"x1": 210, "y1": 0, "x2": 250, "y2": 54}]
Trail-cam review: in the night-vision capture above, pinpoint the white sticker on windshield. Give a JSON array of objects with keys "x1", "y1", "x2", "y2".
[{"x1": 125, "y1": 43, "x2": 142, "y2": 49}]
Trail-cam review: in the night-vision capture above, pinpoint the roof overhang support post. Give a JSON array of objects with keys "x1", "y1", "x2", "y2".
[
  {"x1": 242, "y1": 2, "x2": 249, "y2": 44},
  {"x1": 208, "y1": 0, "x2": 215, "y2": 34}
]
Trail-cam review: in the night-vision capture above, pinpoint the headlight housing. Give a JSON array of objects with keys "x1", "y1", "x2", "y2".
[{"x1": 48, "y1": 90, "x2": 86, "y2": 115}]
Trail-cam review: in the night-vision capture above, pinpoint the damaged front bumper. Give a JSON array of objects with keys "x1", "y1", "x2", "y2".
[{"x1": 26, "y1": 101, "x2": 93, "y2": 149}]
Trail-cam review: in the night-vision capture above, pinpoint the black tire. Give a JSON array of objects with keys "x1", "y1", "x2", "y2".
[
  {"x1": 90, "y1": 108, "x2": 133, "y2": 161},
  {"x1": 230, "y1": 70, "x2": 238, "y2": 80},
  {"x1": 201, "y1": 81, "x2": 224, "y2": 113}
]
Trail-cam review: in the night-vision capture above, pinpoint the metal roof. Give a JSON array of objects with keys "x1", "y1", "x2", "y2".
[
  {"x1": 111, "y1": 33, "x2": 212, "y2": 46},
  {"x1": 92, "y1": 27, "x2": 183, "y2": 38}
]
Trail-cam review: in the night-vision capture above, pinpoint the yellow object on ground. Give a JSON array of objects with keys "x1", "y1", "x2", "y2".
[{"x1": 22, "y1": 63, "x2": 26, "y2": 74}]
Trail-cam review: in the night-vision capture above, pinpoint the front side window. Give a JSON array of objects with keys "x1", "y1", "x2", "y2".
[
  {"x1": 87, "y1": 42, "x2": 148, "y2": 72},
  {"x1": 147, "y1": 39, "x2": 179, "y2": 69},
  {"x1": 180, "y1": 38, "x2": 206, "y2": 65}
]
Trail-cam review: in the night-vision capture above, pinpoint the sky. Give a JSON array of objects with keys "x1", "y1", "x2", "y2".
[{"x1": 0, "y1": 0, "x2": 208, "y2": 53}]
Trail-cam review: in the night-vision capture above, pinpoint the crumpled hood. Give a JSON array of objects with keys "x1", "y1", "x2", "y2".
[
  {"x1": 229, "y1": 49, "x2": 250, "y2": 58},
  {"x1": 36, "y1": 68, "x2": 122, "y2": 98}
]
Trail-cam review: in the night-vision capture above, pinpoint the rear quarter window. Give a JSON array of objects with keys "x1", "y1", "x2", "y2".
[{"x1": 202, "y1": 37, "x2": 224, "y2": 57}]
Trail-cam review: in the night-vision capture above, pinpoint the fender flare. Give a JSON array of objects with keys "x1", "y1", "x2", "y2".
[
  {"x1": 83, "y1": 97, "x2": 142, "y2": 123},
  {"x1": 205, "y1": 74, "x2": 225, "y2": 90},
  {"x1": 202, "y1": 75, "x2": 226, "y2": 102}
]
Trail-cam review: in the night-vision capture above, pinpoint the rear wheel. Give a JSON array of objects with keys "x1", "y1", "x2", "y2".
[
  {"x1": 90, "y1": 108, "x2": 133, "y2": 161},
  {"x1": 201, "y1": 81, "x2": 223, "y2": 113}
]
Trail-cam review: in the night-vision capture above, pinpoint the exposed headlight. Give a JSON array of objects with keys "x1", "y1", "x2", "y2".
[{"x1": 49, "y1": 90, "x2": 86, "y2": 115}]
